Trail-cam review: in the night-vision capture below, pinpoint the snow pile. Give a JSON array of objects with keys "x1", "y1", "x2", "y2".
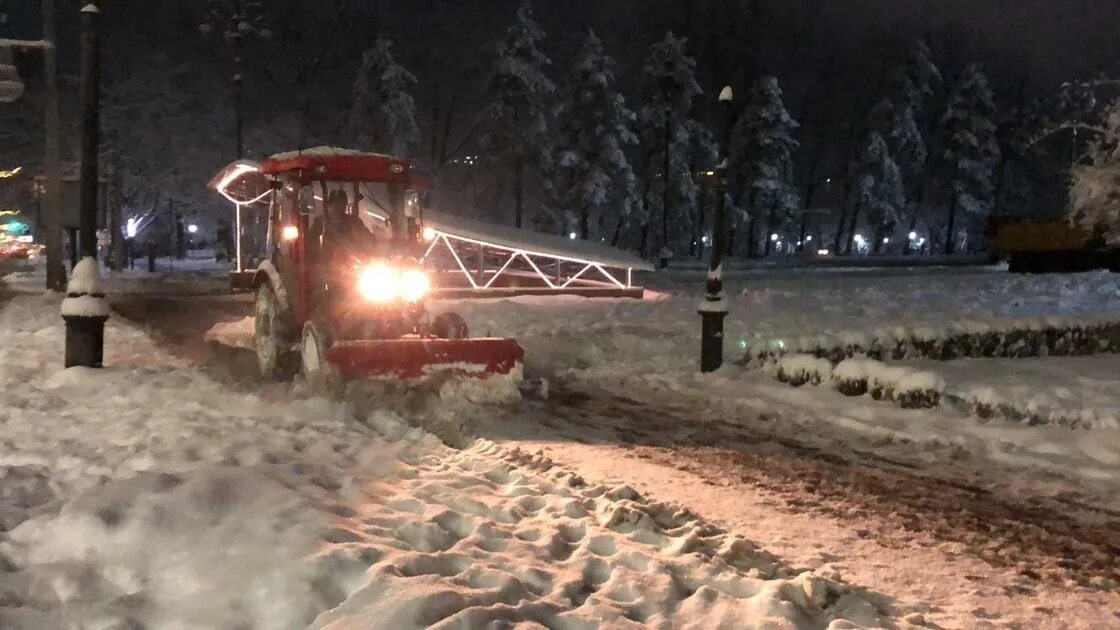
[
  {"x1": 308, "y1": 440, "x2": 890, "y2": 628},
  {"x1": 202, "y1": 314, "x2": 255, "y2": 349}
]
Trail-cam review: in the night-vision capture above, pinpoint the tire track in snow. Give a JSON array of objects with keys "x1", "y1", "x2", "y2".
[{"x1": 531, "y1": 386, "x2": 1120, "y2": 594}]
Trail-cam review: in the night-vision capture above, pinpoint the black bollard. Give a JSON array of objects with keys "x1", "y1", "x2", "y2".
[
  {"x1": 147, "y1": 244, "x2": 156, "y2": 273},
  {"x1": 64, "y1": 313, "x2": 108, "y2": 367},
  {"x1": 61, "y1": 257, "x2": 109, "y2": 368}
]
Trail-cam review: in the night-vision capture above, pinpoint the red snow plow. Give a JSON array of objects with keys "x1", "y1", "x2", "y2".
[{"x1": 210, "y1": 148, "x2": 522, "y2": 382}]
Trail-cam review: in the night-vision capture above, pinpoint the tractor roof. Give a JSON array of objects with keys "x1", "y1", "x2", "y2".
[{"x1": 259, "y1": 147, "x2": 417, "y2": 185}]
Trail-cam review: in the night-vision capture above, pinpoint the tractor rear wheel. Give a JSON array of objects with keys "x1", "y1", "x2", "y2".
[
  {"x1": 254, "y1": 283, "x2": 296, "y2": 381},
  {"x1": 432, "y1": 312, "x2": 469, "y2": 339}
]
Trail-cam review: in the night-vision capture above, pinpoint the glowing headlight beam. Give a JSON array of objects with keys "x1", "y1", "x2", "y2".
[{"x1": 358, "y1": 263, "x2": 399, "y2": 303}]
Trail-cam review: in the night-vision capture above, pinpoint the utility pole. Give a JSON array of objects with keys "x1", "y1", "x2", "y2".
[
  {"x1": 43, "y1": 0, "x2": 63, "y2": 289},
  {"x1": 699, "y1": 86, "x2": 734, "y2": 373},
  {"x1": 62, "y1": 1, "x2": 109, "y2": 369}
]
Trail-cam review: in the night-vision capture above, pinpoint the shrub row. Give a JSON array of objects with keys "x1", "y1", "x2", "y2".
[
  {"x1": 745, "y1": 317, "x2": 1120, "y2": 368},
  {"x1": 772, "y1": 355, "x2": 944, "y2": 409}
]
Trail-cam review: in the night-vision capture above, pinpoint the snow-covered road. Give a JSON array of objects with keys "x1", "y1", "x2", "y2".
[
  {"x1": 0, "y1": 289, "x2": 894, "y2": 628},
  {"x1": 3, "y1": 265, "x2": 1120, "y2": 628}
]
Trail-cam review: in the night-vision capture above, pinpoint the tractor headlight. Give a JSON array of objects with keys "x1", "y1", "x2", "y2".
[
  {"x1": 400, "y1": 269, "x2": 430, "y2": 302},
  {"x1": 358, "y1": 263, "x2": 399, "y2": 303},
  {"x1": 357, "y1": 263, "x2": 429, "y2": 303}
]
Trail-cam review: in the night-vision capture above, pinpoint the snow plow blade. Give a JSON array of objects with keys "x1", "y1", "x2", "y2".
[{"x1": 324, "y1": 338, "x2": 524, "y2": 380}]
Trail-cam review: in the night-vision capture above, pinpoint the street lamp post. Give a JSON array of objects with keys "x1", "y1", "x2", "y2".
[
  {"x1": 199, "y1": 0, "x2": 270, "y2": 160},
  {"x1": 62, "y1": 1, "x2": 109, "y2": 369},
  {"x1": 699, "y1": 86, "x2": 734, "y2": 373}
]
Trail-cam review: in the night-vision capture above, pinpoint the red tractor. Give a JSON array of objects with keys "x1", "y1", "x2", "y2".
[{"x1": 212, "y1": 148, "x2": 523, "y2": 382}]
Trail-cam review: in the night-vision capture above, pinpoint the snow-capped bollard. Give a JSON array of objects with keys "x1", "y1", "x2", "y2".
[
  {"x1": 698, "y1": 265, "x2": 728, "y2": 372},
  {"x1": 61, "y1": 256, "x2": 109, "y2": 368}
]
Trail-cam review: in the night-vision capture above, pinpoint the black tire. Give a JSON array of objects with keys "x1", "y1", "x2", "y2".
[
  {"x1": 301, "y1": 320, "x2": 339, "y2": 386},
  {"x1": 254, "y1": 283, "x2": 297, "y2": 381},
  {"x1": 432, "y1": 312, "x2": 469, "y2": 340}
]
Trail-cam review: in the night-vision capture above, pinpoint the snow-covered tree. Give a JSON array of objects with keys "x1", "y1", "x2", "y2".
[
  {"x1": 549, "y1": 32, "x2": 639, "y2": 240},
  {"x1": 349, "y1": 38, "x2": 420, "y2": 156},
  {"x1": 730, "y1": 76, "x2": 800, "y2": 257},
  {"x1": 477, "y1": 2, "x2": 555, "y2": 228},
  {"x1": 936, "y1": 64, "x2": 1000, "y2": 255},
  {"x1": 847, "y1": 131, "x2": 905, "y2": 253},
  {"x1": 890, "y1": 39, "x2": 943, "y2": 124},
  {"x1": 888, "y1": 39, "x2": 943, "y2": 251},
  {"x1": 1070, "y1": 101, "x2": 1120, "y2": 242},
  {"x1": 634, "y1": 32, "x2": 710, "y2": 257},
  {"x1": 993, "y1": 95, "x2": 1050, "y2": 218}
]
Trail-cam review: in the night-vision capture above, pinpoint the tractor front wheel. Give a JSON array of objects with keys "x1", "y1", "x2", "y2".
[
  {"x1": 432, "y1": 312, "x2": 469, "y2": 339},
  {"x1": 254, "y1": 283, "x2": 296, "y2": 381},
  {"x1": 301, "y1": 320, "x2": 340, "y2": 387}
]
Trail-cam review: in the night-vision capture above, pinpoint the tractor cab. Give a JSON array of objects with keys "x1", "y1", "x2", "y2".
[{"x1": 210, "y1": 147, "x2": 522, "y2": 382}]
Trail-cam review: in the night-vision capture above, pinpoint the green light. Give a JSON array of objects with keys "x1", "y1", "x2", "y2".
[
  {"x1": 739, "y1": 340, "x2": 748, "y2": 349},
  {"x1": 2, "y1": 221, "x2": 27, "y2": 234}
]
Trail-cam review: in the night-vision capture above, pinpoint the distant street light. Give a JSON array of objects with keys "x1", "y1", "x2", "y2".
[
  {"x1": 188, "y1": 223, "x2": 199, "y2": 234},
  {"x1": 699, "y1": 85, "x2": 734, "y2": 373},
  {"x1": 568, "y1": 231, "x2": 577, "y2": 240},
  {"x1": 770, "y1": 233, "x2": 779, "y2": 242},
  {"x1": 882, "y1": 237, "x2": 890, "y2": 244},
  {"x1": 908, "y1": 231, "x2": 918, "y2": 240}
]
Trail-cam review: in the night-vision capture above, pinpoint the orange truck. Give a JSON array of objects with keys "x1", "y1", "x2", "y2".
[{"x1": 992, "y1": 219, "x2": 1115, "y2": 273}]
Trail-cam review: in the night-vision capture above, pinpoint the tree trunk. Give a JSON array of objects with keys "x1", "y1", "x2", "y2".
[
  {"x1": 639, "y1": 222, "x2": 649, "y2": 256},
  {"x1": 763, "y1": 204, "x2": 777, "y2": 256},
  {"x1": 746, "y1": 215, "x2": 757, "y2": 258},
  {"x1": 695, "y1": 190, "x2": 707, "y2": 259},
  {"x1": 513, "y1": 154, "x2": 524, "y2": 228},
  {"x1": 944, "y1": 195, "x2": 958, "y2": 256},
  {"x1": 845, "y1": 203, "x2": 862, "y2": 255},
  {"x1": 610, "y1": 216, "x2": 624, "y2": 247},
  {"x1": 661, "y1": 120, "x2": 672, "y2": 255},
  {"x1": 832, "y1": 206, "x2": 848, "y2": 254},
  {"x1": 438, "y1": 94, "x2": 457, "y2": 165},
  {"x1": 108, "y1": 142, "x2": 123, "y2": 271},
  {"x1": 580, "y1": 210, "x2": 589, "y2": 240},
  {"x1": 798, "y1": 182, "x2": 818, "y2": 253}
]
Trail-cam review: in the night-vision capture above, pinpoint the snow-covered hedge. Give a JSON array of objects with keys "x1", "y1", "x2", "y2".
[
  {"x1": 743, "y1": 316, "x2": 1120, "y2": 368},
  {"x1": 773, "y1": 354, "x2": 832, "y2": 387},
  {"x1": 827, "y1": 358, "x2": 944, "y2": 409},
  {"x1": 956, "y1": 387, "x2": 1118, "y2": 430}
]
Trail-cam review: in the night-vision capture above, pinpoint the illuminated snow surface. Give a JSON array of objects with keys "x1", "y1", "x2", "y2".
[
  {"x1": 0, "y1": 294, "x2": 890, "y2": 629},
  {"x1": 3, "y1": 264, "x2": 1120, "y2": 628}
]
